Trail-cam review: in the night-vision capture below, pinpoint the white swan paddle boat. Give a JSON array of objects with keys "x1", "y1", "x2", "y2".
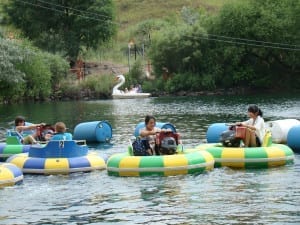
[{"x1": 112, "y1": 74, "x2": 151, "y2": 99}]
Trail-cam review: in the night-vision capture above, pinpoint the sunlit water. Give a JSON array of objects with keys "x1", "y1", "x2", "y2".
[{"x1": 0, "y1": 94, "x2": 300, "y2": 224}]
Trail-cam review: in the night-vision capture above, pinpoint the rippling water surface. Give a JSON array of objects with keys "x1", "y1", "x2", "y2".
[{"x1": 0, "y1": 94, "x2": 300, "y2": 224}]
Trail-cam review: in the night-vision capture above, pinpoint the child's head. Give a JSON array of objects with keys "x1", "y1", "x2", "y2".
[
  {"x1": 15, "y1": 116, "x2": 25, "y2": 126},
  {"x1": 145, "y1": 115, "x2": 156, "y2": 130},
  {"x1": 247, "y1": 105, "x2": 263, "y2": 117},
  {"x1": 55, "y1": 122, "x2": 66, "y2": 133}
]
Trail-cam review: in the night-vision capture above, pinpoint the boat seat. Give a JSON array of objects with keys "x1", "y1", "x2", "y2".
[
  {"x1": 6, "y1": 130, "x2": 23, "y2": 145},
  {"x1": 262, "y1": 130, "x2": 272, "y2": 147}
]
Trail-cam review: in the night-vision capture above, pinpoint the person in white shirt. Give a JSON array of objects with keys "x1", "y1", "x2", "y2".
[{"x1": 236, "y1": 105, "x2": 265, "y2": 147}]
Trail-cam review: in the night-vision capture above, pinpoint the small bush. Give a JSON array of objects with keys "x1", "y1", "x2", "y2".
[
  {"x1": 59, "y1": 77, "x2": 81, "y2": 99},
  {"x1": 81, "y1": 74, "x2": 114, "y2": 95}
]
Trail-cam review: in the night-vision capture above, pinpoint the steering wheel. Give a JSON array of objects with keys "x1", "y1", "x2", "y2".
[{"x1": 36, "y1": 124, "x2": 55, "y2": 141}]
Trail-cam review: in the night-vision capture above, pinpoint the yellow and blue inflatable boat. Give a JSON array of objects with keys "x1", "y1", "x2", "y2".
[
  {"x1": 0, "y1": 163, "x2": 23, "y2": 187},
  {"x1": 6, "y1": 140, "x2": 106, "y2": 174}
]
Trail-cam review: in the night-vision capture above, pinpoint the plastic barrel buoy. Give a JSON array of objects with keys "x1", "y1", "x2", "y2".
[
  {"x1": 73, "y1": 121, "x2": 112, "y2": 142},
  {"x1": 206, "y1": 123, "x2": 229, "y2": 143},
  {"x1": 265, "y1": 119, "x2": 300, "y2": 143},
  {"x1": 134, "y1": 122, "x2": 176, "y2": 137},
  {"x1": 287, "y1": 125, "x2": 300, "y2": 153}
]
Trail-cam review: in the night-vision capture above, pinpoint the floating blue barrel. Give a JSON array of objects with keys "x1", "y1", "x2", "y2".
[
  {"x1": 134, "y1": 122, "x2": 176, "y2": 137},
  {"x1": 73, "y1": 121, "x2": 112, "y2": 142},
  {"x1": 287, "y1": 125, "x2": 300, "y2": 153},
  {"x1": 206, "y1": 123, "x2": 229, "y2": 143}
]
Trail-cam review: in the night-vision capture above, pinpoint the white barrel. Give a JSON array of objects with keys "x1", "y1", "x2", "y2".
[{"x1": 265, "y1": 119, "x2": 300, "y2": 143}]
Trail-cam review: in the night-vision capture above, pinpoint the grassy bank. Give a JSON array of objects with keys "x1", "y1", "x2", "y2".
[
  {"x1": 114, "y1": 0, "x2": 239, "y2": 30},
  {"x1": 86, "y1": 0, "x2": 240, "y2": 63}
]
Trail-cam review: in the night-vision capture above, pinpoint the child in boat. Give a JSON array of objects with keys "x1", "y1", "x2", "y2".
[
  {"x1": 235, "y1": 105, "x2": 265, "y2": 147},
  {"x1": 139, "y1": 115, "x2": 161, "y2": 155},
  {"x1": 50, "y1": 122, "x2": 73, "y2": 141},
  {"x1": 14, "y1": 116, "x2": 46, "y2": 144}
]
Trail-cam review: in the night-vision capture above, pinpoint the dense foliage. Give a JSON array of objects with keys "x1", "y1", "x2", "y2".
[
  {"x1": 1, "y1": 0, "x2": 299, "y2": 102},
  {"x1": 4, "y1": 0, "x2": 116, "y2": 60},
  {"x1": 58, "y1": 73, "x2": 115, "y2": 100},
  {"x1": 0, "y1": 38, "x2": 69, "y2": 103},
  {"x1": 148, "y1": 0, "x2": 300, "y2": 93}
]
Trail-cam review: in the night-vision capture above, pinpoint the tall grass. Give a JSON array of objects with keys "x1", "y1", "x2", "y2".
[
  {"x1": 114, "y1": 0, "x2": 240, "y2": 30},
  {"x1": 86, "y1": 0, "x2": 240, "y2": 62}
]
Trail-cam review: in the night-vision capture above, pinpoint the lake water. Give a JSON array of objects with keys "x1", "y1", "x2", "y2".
[{"x1": 0, "y1": 94, "x2": 300, "y2": 224}]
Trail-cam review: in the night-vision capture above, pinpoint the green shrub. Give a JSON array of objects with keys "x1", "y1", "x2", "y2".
[
  {"x1": 0, "y1": 38, "x2": 25, "y2": 84},
  {"x1": 59, "y1": 77, "x2": 81, "y2": 99},
  {"x1": 43, "y1": 53, "x2": 69, "y2": 90},
  {"x1": 19, "y1": 51, "x2": 52, "y2": 99},
  {"x1": 81, "y1": 74, "x2": 114, "y2": 95},
  {"x1": 125, "y1": 59, "x2": 146, "y2": 87},
  {"x1": 0, "y1": 38, "x2": 70, "y2": 102}
]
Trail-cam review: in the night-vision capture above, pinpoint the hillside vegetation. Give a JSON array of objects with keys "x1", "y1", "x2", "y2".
[
  {"x1": 112, "y1": 0, "x2": 299, "y2": 94},
  {"x1": 114, "y1": 0, "x2": 238, "y2": 30},
  {"x1": 83, "y1": 0, "x2": 239, "y2": 64},
  {"x1": 0, "y1": 0, "x2": 299, "y2": 103}
]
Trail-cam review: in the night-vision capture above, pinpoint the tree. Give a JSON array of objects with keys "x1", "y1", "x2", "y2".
[
  {"x1": 5, "y1": 0, "x2": 117, "y2": 60},
  {"x1": 148, "y1": 0, "x2": 300, "y2": 92},
  {"x1": 131, "y1": 19, "x2": 167, "y2": 48},
  {"x1": 149, "y1": 24, "x2": 210, "y2": 76},
  {"x1": 206, "y1": 0, "x2": 300, "y2": 89},
  {"x1": 0, "y1": 37, "x2": 69, "y2": 103},
  {"x1": 0, "y1": 38, "x2": 26, "y2": 84}
]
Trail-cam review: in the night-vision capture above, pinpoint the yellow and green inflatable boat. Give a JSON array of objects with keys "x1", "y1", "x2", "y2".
[
  {"x1": 194, "y1": 143, "x2": 294, "y2": 169},
  {"x1": 107, "y1": 146, "x2": 214, "y2": 177}
]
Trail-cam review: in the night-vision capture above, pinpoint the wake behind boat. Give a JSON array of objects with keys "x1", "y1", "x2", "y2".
[{"x1": 112, "y1": 74, "x2": 151, "y2": 99}]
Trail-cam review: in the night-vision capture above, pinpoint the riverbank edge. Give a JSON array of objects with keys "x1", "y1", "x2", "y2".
[
  {"x1": 58, "y1": 87, "x2": 300, "y2": 101},
  {"x1": 2, "y1": 87, "x2": 299, "y2": 104}
]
